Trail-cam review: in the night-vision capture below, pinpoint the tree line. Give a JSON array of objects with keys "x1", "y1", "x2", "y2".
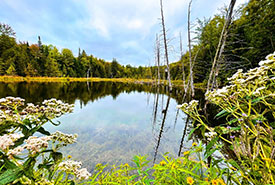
[
  {"x1": 173, "y1": 0, "x2": 274, "y2": 86},
  {"x1": 0, "y1": 27, "x2": 153, "y2": 79},
  {"x1": 0, "y1": 0, "x2": 274, "y2": 86}
]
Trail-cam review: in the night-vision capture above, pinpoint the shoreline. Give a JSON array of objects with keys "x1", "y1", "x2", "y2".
[{"x1": 0, "y1": 76, "x2": 205, "y2": 89}]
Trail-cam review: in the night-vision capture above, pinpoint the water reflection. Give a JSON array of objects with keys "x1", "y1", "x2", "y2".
[{"x1": 0, "y1": 82, "x2": 196, "y2": 171}]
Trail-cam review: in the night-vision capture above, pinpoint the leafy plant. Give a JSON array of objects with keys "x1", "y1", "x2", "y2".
[{"x1": 178, "y1": 52, "x2": 275, "y2": 184}]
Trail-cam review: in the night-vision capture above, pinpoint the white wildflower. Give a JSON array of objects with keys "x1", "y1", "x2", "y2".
[
  {"x1": 51, "y1": 131, "x2": 77, "y2": 144},
  {"x1": 215, "y1": 86, "x2": 229, "y2": 97},
  {"x1": 176, "y1": 103, "x2": 188, "y2": 109},
  {"x1": 75, "y1": 168, "x2": 91, "y2": 180},
  {"x1": 25, "y1": 136, "x2": 52, "y2": 154},
  {"x1": 7, "y1": 146, "x2": 24, "y2": 158},
  {"x1": 265, "y1": 52, "x2": 275, "y2": 60},
  {"x1": 58, "y1": 160, "x2": 91, "y2": 180},
  {"x1": 0, "y1": 133, "x2": 24, "y2": 151},
  {"x1": 177, "y1": 100, "x2": 198, "y2": 113},
  {"x1": 228, "y1": 69, "x2": 243, "y2": 81},
  {"x1": 259, "y1": 59, "x2": 273, "y2": 66},
  {"x1": 58, "y1": 160, "x2": 82, "y2": 172}
]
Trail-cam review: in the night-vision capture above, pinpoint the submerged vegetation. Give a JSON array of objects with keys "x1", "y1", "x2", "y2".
[{"x1": 0, "y1": 53, "x2": 274, "y2": 184}]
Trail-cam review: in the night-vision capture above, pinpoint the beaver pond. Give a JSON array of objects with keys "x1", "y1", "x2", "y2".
[{"x1": 0, "y1": 81, "x2": 206, "y2": 171}]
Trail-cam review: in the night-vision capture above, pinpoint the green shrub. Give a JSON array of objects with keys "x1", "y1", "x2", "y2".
[{"x1": 178, "y1": 52, "x2": 275, "y2": 184}]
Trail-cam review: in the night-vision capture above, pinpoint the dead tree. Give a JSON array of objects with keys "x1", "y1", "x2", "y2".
[
  {"x1": 179, "y1": 32, "x2": 186, "y2": 91},
  {"x1": 207, "y1": 0, "x2": 236, "y2": 92},
  {"x1": 187, "y1": 0, "x2": 195, "y2": 97},
  {"x1": 160, "y1": 0, "x2": 172, "y2": 91},
  {"x1": 182, "y1": 0, "x2": 196, "y2": 99},
  {"x1": 155, "y1": 34, "x2": 161, "y2": 86}
]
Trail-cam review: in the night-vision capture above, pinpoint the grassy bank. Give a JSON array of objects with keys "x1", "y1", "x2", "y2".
[
  {"x1": 0, "y1": 75, "x2": 154, "y2": 83},
  {"x1": 0, "y1": 76, "x2": 206, "y2": 90}
]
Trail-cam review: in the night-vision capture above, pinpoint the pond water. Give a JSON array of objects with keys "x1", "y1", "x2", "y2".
[{"x1": 0, "y1": 82, "x2": 198, "y2": 171}]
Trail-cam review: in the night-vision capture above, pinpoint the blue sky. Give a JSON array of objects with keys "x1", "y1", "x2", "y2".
[{"x1": 0, "y1": 0, "x2": 247, "y2": 66}]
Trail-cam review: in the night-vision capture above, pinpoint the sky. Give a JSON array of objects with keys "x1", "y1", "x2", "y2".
[{"x1": 0, "y1": 0, "x2": 247, "y2": 66}]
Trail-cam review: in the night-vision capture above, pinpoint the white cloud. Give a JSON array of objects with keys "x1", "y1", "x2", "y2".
[
  {"x1": 126, "y1": 19, "x2": 143, "y2": 29},
  {"x1": 74, "y1": 0, "x2": 190, "y2": 39},
  {"x1": 1, "y1": 0, "x2": 249, "y2": 66}
]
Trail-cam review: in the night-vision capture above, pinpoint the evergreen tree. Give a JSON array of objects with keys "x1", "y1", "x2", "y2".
[{"x1": 6, "y1": 63, "x2": 16, "y2": 76}]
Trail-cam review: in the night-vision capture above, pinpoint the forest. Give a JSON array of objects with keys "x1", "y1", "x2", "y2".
[{"x1": 0, "y1": 0, "x2": 274, "y2": 86}]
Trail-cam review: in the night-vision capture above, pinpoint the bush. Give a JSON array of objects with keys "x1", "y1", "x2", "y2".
[{"x1": 178, "y1": 52, "x2": 275, "y2": 184}]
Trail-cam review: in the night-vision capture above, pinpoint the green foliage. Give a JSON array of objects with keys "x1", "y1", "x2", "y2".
[
  {"x1": 179, "y1": 52, "x2": 275, "y2": 184},
  {"x1": 5, "y1": 64, "x2": 16, "y2": 76}
]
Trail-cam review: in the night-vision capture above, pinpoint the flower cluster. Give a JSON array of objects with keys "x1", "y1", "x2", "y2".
[
  {"x1": 206, "y1": 51, "x2": 275, "y2": 104},
  {"x1": 1, "y1": 131, "x2": 78, "y2": 159},
  {"x1": 0, "y1": 97, "x2": 25, "y2": 108},
  {"x1": 7, "y1": 146, "x2": 24, "y2": 159},
  {"x1": 0, "y1": 133, "x2": 23, "y2": 151},
  {"x1": 177, "y1": 100, "x2": 199, "y2": 113},
  {"x1": 58, "y1": 160, "x2": 91, "y2": 180},
  {"x1": 41, "y1": 98, "x2": 74, "y2": 118},
  {"x1": 25, "y1": 136, "x2": 52, "y2": 155},
  {"x1": 0, "y1": 97, "x2": 74, "y2": 125},
  {"x1": 51, "y1": 131, "x2": 77, "y2": 145}
]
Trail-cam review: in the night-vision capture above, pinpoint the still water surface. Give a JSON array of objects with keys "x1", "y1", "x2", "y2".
[{"x1": 0, "y1": 81, "x2": 194, "y2": 171}]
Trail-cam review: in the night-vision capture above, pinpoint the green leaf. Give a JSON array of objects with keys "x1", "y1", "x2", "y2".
[
  {"x1": 22, "y1": 119, "x2": 32, "y2": 127},
  {"x1": 204, "y1": 148, "x2": 217, "y2": 160},
  {"x1": 51, "y1": 152, "x2": 63, "y2": 163},
  {"x1": 212, "y1": 158, "x2": 223, "y2": 166},
  {"x1": 231, "y1": 126, "x2": 241, "y2": 131},
  {"x1": 0, "y1": 168, "x2": 23, "y2": 185},
  {"x1": 22, "y1": 157, "x2": 36, "y2": 179},
  {"x1": 37, "y1": 127, "x2": 51, "y2": 136},
  {"x1": 132, "y1": 156, "x2": 140, "y2": 168},
  {"x1": 227, "y1": 159, "x2": 241, "y2": 170},
  {"x1": 227, "y1": 118, "x2": 238, "y2": 125},
  {"x1": 215, "y1": 109, "x2": 229, "y2": 119},
  {"x1": 205, "y1": 136, "x2": 218, "y2": 154},
  {"x1": 47, "y1": 118, "x2": 61, "y2": 126},
  {"x1": 188, "y1": 125, "x2": 200, "y2": 139},
  {"x1": 3, "y1": 157, "x2": 17, "y2": 169}
]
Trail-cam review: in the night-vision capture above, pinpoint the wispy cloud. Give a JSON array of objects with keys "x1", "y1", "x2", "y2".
[{"x1": 0, "y1": 0, "x2": 248, "y2": 66}]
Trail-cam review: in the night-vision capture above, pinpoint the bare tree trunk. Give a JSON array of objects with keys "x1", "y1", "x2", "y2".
[
  {"x1": 206, "y1": 0, "x2": 236, "y2": 92},
  {"x1": 187, "y1": 0, "x2": 195, "y2": 97},
  {"x1": 86, "y1": 67, "x2": 90, "y2": 79},
  {"x1": 160, "y1": 0, "x2": 172, "y2": 91},
  {"x1": 180, "y1": 32, "x2": 186, "y2": 91},
  {"x1": 156, "y1": 34, "x2": 161, "y2": 86}
]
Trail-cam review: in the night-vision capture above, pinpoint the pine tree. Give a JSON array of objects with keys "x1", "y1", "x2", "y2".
[{"x1": 6, "y1": 63, "x2": 16, "y2": 76}]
